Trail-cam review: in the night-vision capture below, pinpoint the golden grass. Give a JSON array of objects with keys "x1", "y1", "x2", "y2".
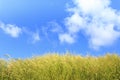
[{"x1": 0, "y1": 53, "x2": 120, "y2": 80}]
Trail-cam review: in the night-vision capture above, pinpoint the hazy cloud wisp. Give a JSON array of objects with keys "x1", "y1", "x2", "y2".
[{"x1": 32, "y1": 31, "x2": 40, "y2": 43}]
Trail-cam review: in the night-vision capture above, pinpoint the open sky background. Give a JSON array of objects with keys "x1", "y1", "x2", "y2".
[{"x1": 0, "y1": 0, "x2": 120, "y2": 58}]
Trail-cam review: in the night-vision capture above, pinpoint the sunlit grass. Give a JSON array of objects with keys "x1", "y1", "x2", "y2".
[{"x1": 0, "y1": 53, "x2": 120, "y2": 80}]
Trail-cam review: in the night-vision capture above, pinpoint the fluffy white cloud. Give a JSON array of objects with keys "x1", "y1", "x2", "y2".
[
  {"x1": 0, "y1": 22, "x2": 40, "y2": 43},
  {"x1": 65, "y1": 13, "x2": 85, "y2": 33},
  {"x1": 0, "y1": 22, "x2": 22, "y2": 38},
  {"x1": 59, "y1": 33, "x2": 75, "y2": 44},
  {"x1": 62, "y1": 0, "x2": 120, "y2": 49}
]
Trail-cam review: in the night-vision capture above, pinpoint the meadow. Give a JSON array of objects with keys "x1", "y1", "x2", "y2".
[{"x1": 0, "y1": 53, "x2": 120, "y2": 80}]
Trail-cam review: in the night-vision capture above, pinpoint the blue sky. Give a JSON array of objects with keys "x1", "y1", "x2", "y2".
[{"x1": 0, "y1": 0, "x2": 120, "y2": 58}]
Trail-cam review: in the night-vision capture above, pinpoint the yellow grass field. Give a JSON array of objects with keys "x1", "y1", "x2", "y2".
[{"x1": 0, "y1": 53, "x2": 120, "y2": 80}]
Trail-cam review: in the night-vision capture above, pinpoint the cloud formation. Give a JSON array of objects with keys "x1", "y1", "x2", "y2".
[
  {"x1": 0, "y1": 22, "x2": 40, "y2": 44},
  {"x1": 61, "y1": 0, "x2": 120, "y2": 49},
  {"x1": 59, "y1": 33, "x2": 75, "y2": 44},
  {"x1": 0, "y1": 22, "x2": 22, "y2": 38},
  {"x1": 32, "y1": 31, "x2": 40, "y2": 43}
]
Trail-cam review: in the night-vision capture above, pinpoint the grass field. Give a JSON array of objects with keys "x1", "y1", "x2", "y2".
[{"x1": 0, "y1": 53, "x2": 120, "y2": 80}]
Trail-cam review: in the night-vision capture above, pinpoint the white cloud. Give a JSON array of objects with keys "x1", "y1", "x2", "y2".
[
  {"x1": 0, "y1": 22, "x2": 22, "y2": 38},
  {"x1": 0, "y1": 22, "x2": 40, "y2": 44},
  {"x1": 59, "y1": 33, "x2": 75, "y2": 44},
  {"x1": 32, "y1": 31, "x2": 40, "y2": 43},
  {"x1": 87, "y1": 23, "x2": 120, "y2": 50},
  {"x1": 73, "y1": 0, "x2": 110, "y2": 15},
  {"x1": 62, "y1": 0, "x2": 120, "y2": 49},
  {"x1": 65, "y1": 13, "x2": 85, "y2": 33}
]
